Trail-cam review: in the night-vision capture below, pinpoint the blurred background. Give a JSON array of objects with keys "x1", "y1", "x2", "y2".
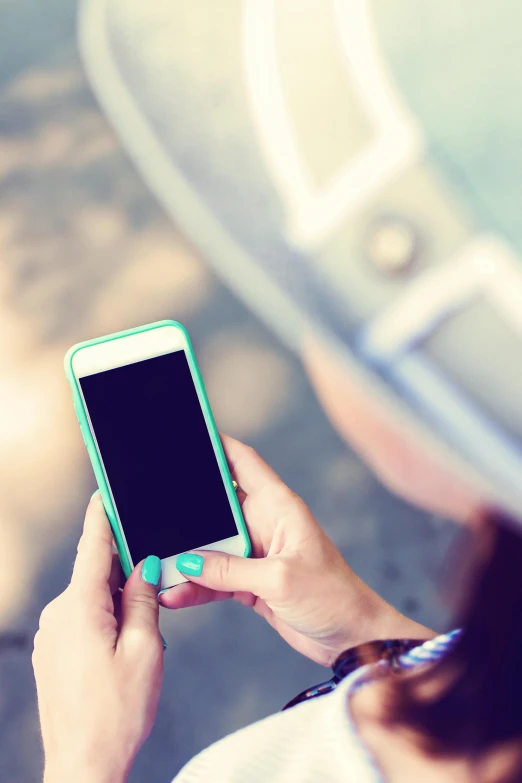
[{"x1": 0, "y1": 1, "x2": 460, "y2": 781}]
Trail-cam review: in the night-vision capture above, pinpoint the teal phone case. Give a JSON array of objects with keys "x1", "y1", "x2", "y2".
[{"x1": 64, "y1": 319, "x2": 251, "y2": 578}]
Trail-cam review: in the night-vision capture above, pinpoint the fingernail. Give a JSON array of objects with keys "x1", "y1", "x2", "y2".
[
  {"x1": 142, "y1": 555, "x2": 161, "y2": 586},
  {"x1": 90, "y1": 490, "x2": 99, "y2": 501},
  {"x1": 161, "y1": 634, "x2": 168, "y2": 650},
  {"x1": 158, "y1": 588, "x2": 170, "y2": 596},
  {"x1": 176, "y1": 552, "x2": 204, "y2": 576}
]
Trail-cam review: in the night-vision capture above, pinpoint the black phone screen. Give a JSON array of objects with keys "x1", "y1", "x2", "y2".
[{"x1": 79, "y1": 350, "x2": 238, "y2": 563}]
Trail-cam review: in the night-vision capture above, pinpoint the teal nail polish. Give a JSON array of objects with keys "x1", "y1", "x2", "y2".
[
  {"x1": 161, "y1": 634, "x2": 168, "y2": 650},
  {"x1": 176, "y1": 552, "x2": 204, "y2": 576},
  {"x1": 142, "y1": 555, "x2": 161, "y2": 587},
  {"x1": 158, "y1": 588, "x2": 170, "y2": 596}
]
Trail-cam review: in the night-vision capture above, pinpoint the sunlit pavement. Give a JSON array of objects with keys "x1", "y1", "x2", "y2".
[{"x1": 0, "y1": 4, "x2": 459, "y2": 781}]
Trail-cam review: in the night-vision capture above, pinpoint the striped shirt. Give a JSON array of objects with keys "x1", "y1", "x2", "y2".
[{"x1": 173, "y1": 632, "x2": 459, "y2": 783}]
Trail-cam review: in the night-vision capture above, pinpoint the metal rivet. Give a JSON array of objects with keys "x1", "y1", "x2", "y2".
[{"x1": 365, "y1": 215, "x2": 419, "y2": 275}]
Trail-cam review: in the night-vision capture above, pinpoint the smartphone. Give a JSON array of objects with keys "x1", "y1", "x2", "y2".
[{"x1": 65, "y1": 320, "x2": 250, "y2": 588}]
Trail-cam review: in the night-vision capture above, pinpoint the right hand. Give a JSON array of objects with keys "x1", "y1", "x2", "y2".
[{"x1": 160, "y1": 436, "x2": 433, "y2": 666}]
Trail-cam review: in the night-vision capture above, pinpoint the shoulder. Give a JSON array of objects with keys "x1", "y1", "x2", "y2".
[
  {"x1": 172, "y1": 676, "x2": 380, "y2": 783},
  {"x1": 171, "y1": 633, "x2": 459, "y2": 783}
]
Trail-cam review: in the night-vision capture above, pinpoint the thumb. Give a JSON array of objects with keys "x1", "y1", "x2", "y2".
[
  {"x1": 119, "y1": 555, "x2": 162, "y2": 653},
  {"x1": 176, "y1": 550, "x2": 282, "y2": 599}
]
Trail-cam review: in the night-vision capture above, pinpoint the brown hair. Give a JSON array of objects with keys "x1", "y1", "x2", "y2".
[{"x1": 390, "y1": 511, "x2": 522, "y2": 753}]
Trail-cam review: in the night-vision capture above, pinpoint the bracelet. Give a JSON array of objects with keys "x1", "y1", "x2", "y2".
[{"x1": 282, "y1": 638, "x2": 428, "y2": 710}]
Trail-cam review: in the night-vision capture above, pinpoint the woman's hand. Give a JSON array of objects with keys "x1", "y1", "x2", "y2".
[
  {"x1": 33, "y1": 494, "x2": 164, "y2": 783},
  {"x1": 160, "y1": 436, "x2": 434, "y2": 666}
]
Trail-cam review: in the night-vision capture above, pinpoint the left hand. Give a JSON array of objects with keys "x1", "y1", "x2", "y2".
[{"x1": 32, "y1": 494, "x2": 164, "y2": 783}]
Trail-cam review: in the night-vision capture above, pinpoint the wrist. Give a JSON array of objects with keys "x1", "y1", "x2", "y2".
[
  {"x1": 375, "y1": 598, "x2": 437, "y2": 642},
  {"x1": 44, "y1": 771, "x2": 125, "y2": 783},
  {"x1": 320, "y1": 585, "x2": 434, "y2": 667},
  {"x1": 44, "y1": 756, "x2": 128, "y2": 783},
  {"x1": 44, "y1": 770, "x2": 126, "y2": 783},
  {"x1": 331, "y1": 586, "x2": 436, "y2": 662}
]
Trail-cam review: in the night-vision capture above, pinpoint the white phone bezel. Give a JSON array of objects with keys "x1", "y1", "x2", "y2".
[{"x1": 71, "y1": 323, "x2": 244, "y2": 588}]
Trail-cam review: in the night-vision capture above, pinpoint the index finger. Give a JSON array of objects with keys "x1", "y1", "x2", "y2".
[
  {"x1": 221, "y1": 434, "x2": 283, "y2": 495},
  {"x1": 70, "y1": 492, "x2": 114, "y2": 591}
]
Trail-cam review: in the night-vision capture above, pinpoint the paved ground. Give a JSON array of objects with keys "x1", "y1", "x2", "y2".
[{"x1": 0, "y1": 3, "x2": 459, "y2": 781}]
